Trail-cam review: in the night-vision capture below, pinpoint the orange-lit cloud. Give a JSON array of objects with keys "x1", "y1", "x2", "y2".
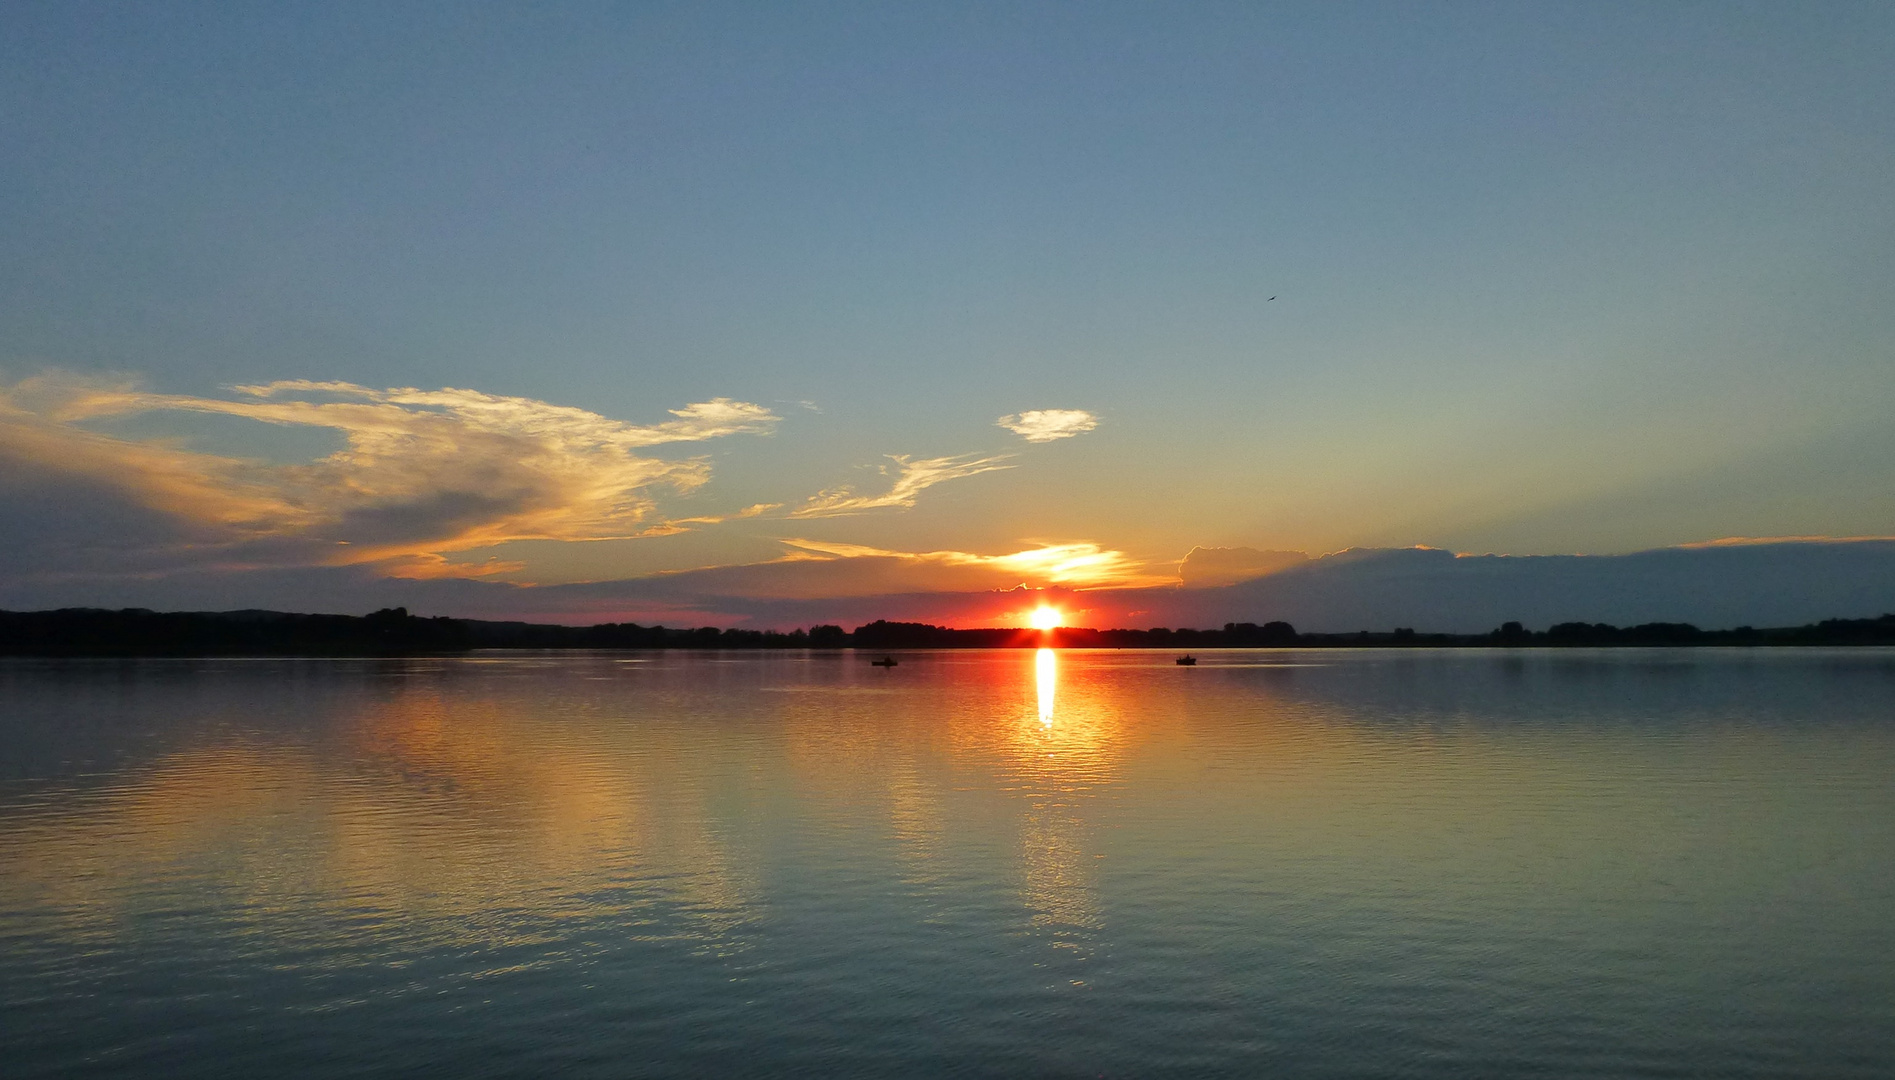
[
  {"x1": 775, "y1": 538, "x2": 1167, "y2": 590},
  {"x1": 790, "y1": 452, "x2": 1014, "y2": 517},
  {"x1": 0, "y1": 373, "x2": 778, "y2": 571},
  {"x1": 996, "y1": 408, "x2": 1098, "y2": 442},
  {"x1": 1676, "y1": 534, "x2": 1895, "y2": 548},
  {"x1": 528, "y1": 539, "x2": 1163, "y2": 608},
  {"x1": 375, "y1": 553, "x2": 532, "y2": 580},
  {"x1": 669, "y1": 503, "x2": 783, "y2": 527},
  {"x1": 1177, "y1": 545, "x2": 1311, "y2": 587}
]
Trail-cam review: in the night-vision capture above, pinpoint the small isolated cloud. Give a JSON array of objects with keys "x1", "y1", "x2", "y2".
[
  {"x1": 791, "y1": 453, "x2": 1013, "y2": 518},
  {"x1": 997, "y1": 408, "x2": 1098, "y2": 443}
]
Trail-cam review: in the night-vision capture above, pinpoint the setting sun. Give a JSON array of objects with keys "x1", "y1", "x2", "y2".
[{"x1": 1030, "y1": 606, "x2": 1064, "y2": 631}]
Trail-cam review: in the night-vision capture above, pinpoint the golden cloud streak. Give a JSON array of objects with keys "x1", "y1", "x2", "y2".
[
  {"x1": 0, "y1": 373, "x2": 778, "y2": 570},
  {"x1": 778, "y1": 538, "x2": 1165, "y2": 589}
]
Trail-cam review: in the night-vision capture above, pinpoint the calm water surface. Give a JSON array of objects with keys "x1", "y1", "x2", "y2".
[{"x1": 2, "y1": 648, "x2": 1893, "y2": 1078}]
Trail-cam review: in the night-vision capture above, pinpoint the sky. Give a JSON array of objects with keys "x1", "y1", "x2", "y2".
[{"x1": 3, "y1": 2, "x2": 1893, "y2": 626}]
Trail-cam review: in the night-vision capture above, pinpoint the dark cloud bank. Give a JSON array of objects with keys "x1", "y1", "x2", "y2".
[{"x1": 4, "y1": 540, "x2": 1892, "y2": 634}]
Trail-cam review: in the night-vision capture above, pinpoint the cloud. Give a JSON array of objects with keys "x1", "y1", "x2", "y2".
[
  {"x1": 777, "y1": 538, "x2": 1166, "y2": 589},
  {"x1": 583, "y1": 536, "x2": 1895, "y2": 630},
  {"x1": 5, "y1": 534, "x2": 1890, "y2": 635},
  {"x1": 104, "y1": 380, "x2": 779, "y2": 449},
  {"x1": 401, "y1": 539, "x2": 1159, "y2": 611},
  {"x1": 997, "y1": 408, "x2": 1098, "y2": 442},
  {"x1": 0, "y1": 372, "x2": 777, "y2": 577},
  {"x1": 667, "y1": 503, "x2": 783, "y2": 527},
  {"x1": 377, "y1": 553, "x2": 531, "y2": 580},
  {"x1": 1178, "y1": 546, "x2": 1311, "y2": 588},
  {"x1": 1675, "y1": 534, "x2": 1895, "y2": 548},
  {"x1": 790, "y1": 453, "x2": 1013, "y2": 517}
]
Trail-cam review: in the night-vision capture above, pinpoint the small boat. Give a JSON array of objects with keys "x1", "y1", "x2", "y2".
[
  {"x1": 1175, "y1": 655, "x2": 1197, "y2": 666},
  {"x1": 871, "y1": 656, "x2": 899, "y2": 667}
]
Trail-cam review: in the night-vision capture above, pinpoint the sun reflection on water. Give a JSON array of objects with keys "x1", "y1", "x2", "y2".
[
  {"x1": 1036, "y1": 647, "x2": 1056, "y2": 724},
  {"x1": 1009, "y1": 646, "x2": 1125, "y2": 939}
]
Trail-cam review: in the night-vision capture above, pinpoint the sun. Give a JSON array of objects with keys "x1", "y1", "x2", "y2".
[{"x1": 1030, "y1": 605, "x2": 1064, "y2": 631}]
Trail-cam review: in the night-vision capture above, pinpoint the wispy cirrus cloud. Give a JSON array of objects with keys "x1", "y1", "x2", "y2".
[
  {"x1": 0, "y1": 373, "x2": 778, "y2": 576},
  {"x1": 668, "y1": 503, "x2": 783, "y2": 527},
  {"x1": 997, "y1": 408, "x2": 1098, "y2": 442},
  {"x1": 790, "y1": 452, "x2": 1013, "y2": 518}
]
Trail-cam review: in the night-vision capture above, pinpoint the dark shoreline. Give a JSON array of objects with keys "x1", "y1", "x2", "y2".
[{"x1": 2, "y1": 608, "x2": 1893, "y2": 657}]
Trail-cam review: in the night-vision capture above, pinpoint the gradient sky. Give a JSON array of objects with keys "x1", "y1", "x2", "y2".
[{"x1": 4, "y1": 2, "x2": 1893, "y2": 618}]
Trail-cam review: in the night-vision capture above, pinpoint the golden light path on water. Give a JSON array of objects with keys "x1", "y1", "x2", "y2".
[{"x1": 1036, "y1": 647, "x2": 1056, "y2": 725}]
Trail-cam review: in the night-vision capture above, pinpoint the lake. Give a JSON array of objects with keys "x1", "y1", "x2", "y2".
[{"x1": 2, "y1": 648, "x2": 1893, "y2": 1078}]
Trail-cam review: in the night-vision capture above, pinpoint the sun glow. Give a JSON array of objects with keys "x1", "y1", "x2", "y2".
[{"x1": 1030, "y1": 605, "x2": 1064, "y2": 631}]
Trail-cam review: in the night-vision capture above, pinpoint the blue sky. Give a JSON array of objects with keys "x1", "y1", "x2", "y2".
[{"x1": 3, "y1": 2, "x2": 1892, "y2": 619}]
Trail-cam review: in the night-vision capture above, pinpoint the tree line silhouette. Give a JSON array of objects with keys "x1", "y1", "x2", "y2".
[{"x1": 2, "y1": 608, "x2": 1892, "y2": 657}]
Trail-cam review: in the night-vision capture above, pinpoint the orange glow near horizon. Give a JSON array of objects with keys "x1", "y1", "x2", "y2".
[{"x1": 1030, "y1": 605, "x2": 1064, "y2": 631}]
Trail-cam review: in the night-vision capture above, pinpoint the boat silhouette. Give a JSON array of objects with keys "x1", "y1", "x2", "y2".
[
  {"x1": 871, "y1": 656, "x2": 899, "y2": 667},
  {"x1": 1176, "y1": 655, "x2": 1197, "y2": 666}
]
